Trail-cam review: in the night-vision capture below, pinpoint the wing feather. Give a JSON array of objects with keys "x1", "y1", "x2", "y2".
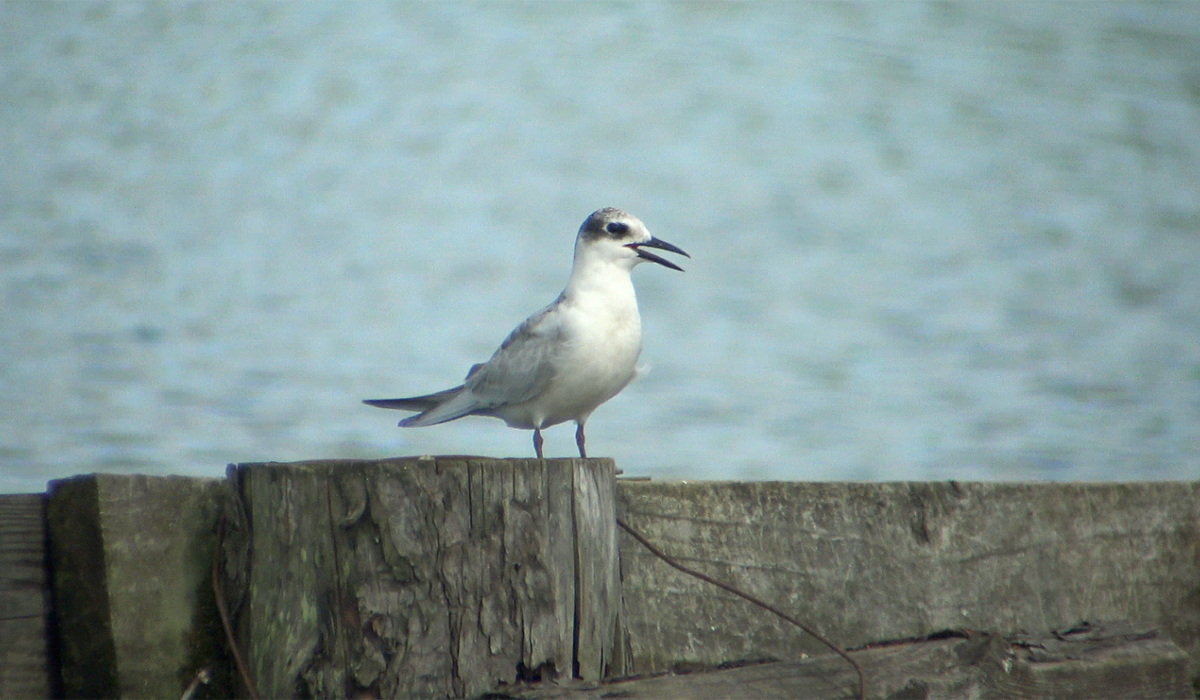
[
  {"x1": 465, "y1": 299, "x2": 561, "y2": 407},
  {"x1": 364, "y1": 297, "x2": 565, "y2": 428},
  {"x1": 362, "y1": 386, "x2": 463, "y2": 412}
]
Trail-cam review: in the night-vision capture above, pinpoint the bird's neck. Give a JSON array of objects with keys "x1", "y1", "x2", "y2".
[{"x1": 563, "y1": 260, "x2": 638, "y2": 312}]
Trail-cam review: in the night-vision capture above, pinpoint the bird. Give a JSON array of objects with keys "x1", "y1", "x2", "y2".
[{"x1": 364, "y1": 207, "x2": 689, "y2": 459}]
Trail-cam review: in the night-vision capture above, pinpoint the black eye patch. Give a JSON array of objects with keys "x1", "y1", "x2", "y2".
[{"x1": 606, "y1": 221, "x2": 630, "y2": 235}]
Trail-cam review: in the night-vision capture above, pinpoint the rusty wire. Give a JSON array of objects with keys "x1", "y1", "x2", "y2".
[
  {"x1": 206, "y1": 501, "x2": 863, "y2": 699},
  {"x1": 616, "y1": 517, "x2": 867, "y2": 700},
  {"x1": 212, "y1": 516, "x2": 261, "y2": 700}
]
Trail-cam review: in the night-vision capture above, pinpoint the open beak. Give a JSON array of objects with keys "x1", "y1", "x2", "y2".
[{"x1": 626, "y1": 237, "x2": 691, "y2": 271}]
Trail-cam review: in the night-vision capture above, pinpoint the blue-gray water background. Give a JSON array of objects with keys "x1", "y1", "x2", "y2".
[{"x1": 4, "y1": 2, "x2": 1200, "y2": 493}]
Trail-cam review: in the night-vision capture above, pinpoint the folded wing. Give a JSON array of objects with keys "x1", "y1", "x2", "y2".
[{"x1": 363, "y1": 300, "x2": 561, "y2": 428}]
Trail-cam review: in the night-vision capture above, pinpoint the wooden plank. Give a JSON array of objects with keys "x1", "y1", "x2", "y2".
[
  {"x1": 993, "y1": 620, "x2": 1193, "y2": 699},
  {"x1": 502, "y1": 627, "x2": 1192, "y2": 699},
  {"x1": 0, "y1": 493, "x2": 52, "y2": 700},
  {"x1": 46, "y1": 474, "x2": 232, "y2": 699},
  {"x1": 235, "y1": 457, "x2": 625, "y2": 699},
  {"x1": 572, "y1": 458, "x2": 624, "y2": 680},
  {"x1": 44, "y1": 478, "x2": 118, "y2": 699},
  {"x1": 616, "y1": 481, "x2": 1200, "y2": 676},
  {"x1": 32, "y1": 474, "x2": 1200, "y2": 697},
  {"x1": 501, "y1": 637, "x2": 976, "y2": 699}
]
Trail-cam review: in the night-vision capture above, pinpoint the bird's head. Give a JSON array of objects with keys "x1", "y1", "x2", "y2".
[{"x1": 574, "y1": 207, "x2": 690, "y2": 272}]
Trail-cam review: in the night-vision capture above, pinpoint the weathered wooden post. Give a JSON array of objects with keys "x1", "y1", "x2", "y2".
[{"x1": 230, "y1": 457, "x2": 626, "y2": 699}]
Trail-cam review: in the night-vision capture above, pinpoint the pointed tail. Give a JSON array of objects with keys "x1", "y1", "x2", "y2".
[
  {"x1": 363, "y1": 385, "x2": 483, "y2": 427},
  {"x1": 363, "y1": 384, "x2": 458, "y2": 410}
]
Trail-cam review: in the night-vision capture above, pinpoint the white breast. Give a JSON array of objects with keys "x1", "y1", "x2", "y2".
[{"x1": 521, "y1": 274, "x2": 643, "y2": 428}]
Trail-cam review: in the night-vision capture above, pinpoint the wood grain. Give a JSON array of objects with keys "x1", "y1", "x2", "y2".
[
  {"x1": 236, "y1": 457, "x2": 625, "y2": 699},
  {"x1": 0, "y1": 494, "x2": 52, "y2": 699}
]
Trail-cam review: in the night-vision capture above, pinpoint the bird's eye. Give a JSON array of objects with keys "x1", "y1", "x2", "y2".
[{"x1": 606, "y1": 221, "x2": 630, "y2": 235}]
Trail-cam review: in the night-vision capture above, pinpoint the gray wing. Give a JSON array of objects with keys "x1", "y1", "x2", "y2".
[
  {"x1": 366, "y1": 299, "x2": 563, "y2": 428},
  {"x1": 464, "y1": 299, "x2": 561, "y2": 408}
]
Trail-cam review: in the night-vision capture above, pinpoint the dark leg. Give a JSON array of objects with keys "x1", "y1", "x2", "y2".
[
  {"x1": 575, "y1": 423, "x2": 587, "y2": 458},
  {"x1": 533, "y1": 428, "x2": 544, "y2": 459}
]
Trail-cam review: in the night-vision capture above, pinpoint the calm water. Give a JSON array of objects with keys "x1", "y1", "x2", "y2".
[{"x1": 3, "y1": 2, "x2": 1200, "y2": 493}]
